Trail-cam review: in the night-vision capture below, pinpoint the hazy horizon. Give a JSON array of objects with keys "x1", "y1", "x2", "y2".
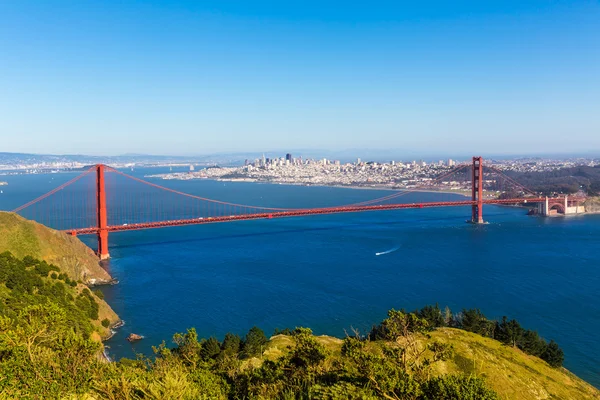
[{"x1": 1, "y1": 148, "x2": 599, "y2": 164}]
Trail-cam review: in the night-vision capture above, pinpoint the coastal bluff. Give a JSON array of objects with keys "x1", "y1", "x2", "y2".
[
  {"x1": 0, "y1": 211, "x2": 120, "y2": 337},
  {"x1": 0, "y1": 211, "x2": 113, "y2": 284}
]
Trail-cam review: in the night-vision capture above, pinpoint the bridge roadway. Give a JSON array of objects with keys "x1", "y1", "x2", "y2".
[{"x1": 68, "y1": 197, "x2": 550, "y2": 235}]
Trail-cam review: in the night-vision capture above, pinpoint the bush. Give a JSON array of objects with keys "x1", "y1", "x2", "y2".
[
  {"x1": 94, "y1": 289, "x2": 105, "y2": 300},
  {"x1": 101, "y1": 318, "x2": 110, "y2": 328},
  {"x1": 420, "y1": 375, "x2": 500, "y2": 399}
]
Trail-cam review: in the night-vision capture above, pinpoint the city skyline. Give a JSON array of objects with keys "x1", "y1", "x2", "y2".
[{"x1": 1, "y1": 1, "x2": 599, "y2": 155}]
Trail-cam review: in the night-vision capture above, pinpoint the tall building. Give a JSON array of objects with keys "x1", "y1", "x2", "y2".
[
  {"x1": 448, "y1": 159, "x2": 456, "y2": 167},
  {"x1": 286, "y1": 153, "x2": 292, "y2": 162}
]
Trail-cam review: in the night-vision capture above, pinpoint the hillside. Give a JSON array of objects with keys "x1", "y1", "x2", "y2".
[
  {"x1": 0, "y1": 211, "x2": 113, "y2": 284},
  {"x1": 262, "y1": 329, "x2": 600, "y2": 400},
  {"x1": 0, "y1": 212, "x2": 119, "y2": 338},
  {"x1": 1, "y1": 304, "x2": 598, "y2": 398},
  {"x1": 430, "y1": 328, "x2": 598, "y2": 399},
  {"x1": 584, "y1": 196, "x2": 600, "y2": 213}
]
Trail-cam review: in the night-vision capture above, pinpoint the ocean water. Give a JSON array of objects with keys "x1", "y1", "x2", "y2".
[{"x1": 0, "y1": 168, "x2": 599, "y2": 387}]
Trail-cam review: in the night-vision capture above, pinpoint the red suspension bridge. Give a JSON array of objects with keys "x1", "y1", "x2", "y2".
[{"x1": 11, "y1": 157, "x2": 584, "y2": 260}]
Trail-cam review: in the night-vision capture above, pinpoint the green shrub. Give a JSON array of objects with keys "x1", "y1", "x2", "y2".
[{"x1": 420, "y1": 375, "x2": 500, "y2": 399}]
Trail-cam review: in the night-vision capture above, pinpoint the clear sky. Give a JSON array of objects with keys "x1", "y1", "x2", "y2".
[{"x1": 0, "y1": 0, "x2": 598, "y2": 156}]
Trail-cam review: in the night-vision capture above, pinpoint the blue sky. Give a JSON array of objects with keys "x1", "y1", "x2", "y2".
[{"x1": 0, "y1": 0, "x2": 598, "y2": 156}]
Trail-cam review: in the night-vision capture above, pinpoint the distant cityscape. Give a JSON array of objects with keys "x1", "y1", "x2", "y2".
[
  {"x1": 145, "y1": 153, "x2": 600, "y2": 194},
  {"x1": 1, "y1": 150, "x2": 599, "y2": 195}
]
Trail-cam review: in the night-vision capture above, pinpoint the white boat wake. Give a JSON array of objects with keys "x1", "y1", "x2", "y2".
[{"x1": 375, "y1": 246, "x2": 400, "y2": 256}]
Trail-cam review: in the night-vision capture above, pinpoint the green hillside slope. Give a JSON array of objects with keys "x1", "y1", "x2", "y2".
[
  {"x1": 0, "y1": 211, "x2": 113, "y2": 284},
  {"x1": 262, "y1": 329, "x2": 600, "y2": 400},
  {"x1": 0, "y1": 212, "x2": 119, "y2": 338},
  {"x1": 429, "y1": 328, "x2": 599, "y2": 399}
]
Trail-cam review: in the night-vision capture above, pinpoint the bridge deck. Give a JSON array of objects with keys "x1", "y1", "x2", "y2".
[{"x1": 68, "y1": 197, "x2": 551, "y2": 235}]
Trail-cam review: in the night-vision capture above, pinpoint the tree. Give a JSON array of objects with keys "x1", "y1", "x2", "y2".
[
  {"x1": 172, "y1": 328, "x2": 202, "y2": 367},
  {"x1": 287, "y1": 327, "x2": 327, "y2": 369},
  {"x1": 541, "y1": 340, "x2": 564, "y2": 368},
  {"x1": 494, "y1": 317, "x2": 523, "y2": 347},
  {"x1": 201, "y1": 337, "x2": 221, "y2": 360},
  {"x1": 221, "y1": 332, "x2": 241, "y2": 356},
  {"x1": 242, "y1": 326, "x2": 268, "y2": 358},
  {"x1": 460, "y1": 309, "x2": 494, "y2": 337},
  {"x1": 416, "y1": 304, "x2": 446, "y2": 329},
  {"x1": 370, "y1": 309, "x2": 429, "y2": 340},
  {"x1": 518, "y1": 330, "x2": 547, "y2": 357}
]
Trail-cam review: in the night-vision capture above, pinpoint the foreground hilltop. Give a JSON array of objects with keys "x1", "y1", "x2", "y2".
[
  {"x1": 0, "y1": 211, "x2": 113, "y2": 284},
  {"x1": 261, "y1": 329, "x2": 599, "y2": 400}
]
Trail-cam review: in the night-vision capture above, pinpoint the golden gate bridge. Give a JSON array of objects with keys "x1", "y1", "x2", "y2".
[{"x1": 11, "y1": 157, "x2": 584, "y2": 260}]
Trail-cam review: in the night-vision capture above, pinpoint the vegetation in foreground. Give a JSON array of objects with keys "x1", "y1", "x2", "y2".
[{"x1": 1, "y1": 252, "x2": 598, "y2": 399}]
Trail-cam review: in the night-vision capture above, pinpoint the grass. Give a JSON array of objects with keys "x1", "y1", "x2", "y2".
[
  {"x1": 258, "y1": 328, "x2": 600, "y2": 400},
  {"x1": 429, "y1": 328, "x2": 599, "y2": 400}
]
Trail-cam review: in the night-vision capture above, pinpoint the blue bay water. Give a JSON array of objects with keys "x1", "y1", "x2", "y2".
[{"x1": 0, "y1": 168, "x2": 598, "y2": 387}]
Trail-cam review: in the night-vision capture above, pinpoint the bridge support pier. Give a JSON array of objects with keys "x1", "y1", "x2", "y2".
[
  {"x1": 471, "y1": 156, "x2": 484, "y2": 224},
  {"x1": 96, "y1": 164, "x2": 110, "y2": 260}
]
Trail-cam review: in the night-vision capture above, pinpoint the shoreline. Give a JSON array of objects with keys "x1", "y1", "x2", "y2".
[
  {"x1": 149, "y1": 175, "x2": 597, "y2": 214},
  {"x1": 148, "y1": 174, "x2": 473, "y2": 198},
  {"x1": 100, "y1": 320, "x2": 125, "y2": 362}
]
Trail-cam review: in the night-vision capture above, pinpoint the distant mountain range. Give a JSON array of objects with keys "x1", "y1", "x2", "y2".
[{"x1": 0, "y1": 152, "x2": 219, "y2": 168}]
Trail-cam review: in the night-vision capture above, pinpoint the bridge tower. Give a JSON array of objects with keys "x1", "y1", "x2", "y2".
[
  {"x1": 96, "y1": 164, "x2": 110, "y2": 260},
  {"x1": 471, "y1": 156, "x2": 484, "y2": 224}
]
